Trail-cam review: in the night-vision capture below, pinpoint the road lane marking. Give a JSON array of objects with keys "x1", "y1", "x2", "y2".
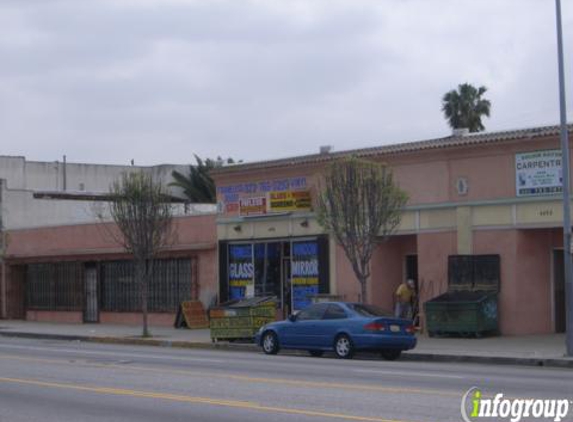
[
  {"x1": 0, "y1": 376, "x2": 420, "y2": 422},
  {"x1": 0, "y1": 353, "x2": 459, "y2": 398},
  {"x1": 352, "y1": 369, "x2": 464, "y2": 379},
  {"x1": 0, "y1": 343, "x2": 224, "y2": 364}
]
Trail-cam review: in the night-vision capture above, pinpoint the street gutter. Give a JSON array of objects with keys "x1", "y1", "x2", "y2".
[{"x1": 1, "y1": 330, "x2": 572, "y2": 368}]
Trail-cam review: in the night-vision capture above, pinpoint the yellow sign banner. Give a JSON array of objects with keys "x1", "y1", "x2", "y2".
[{"x1": 269, "y1": 190, "x2": 312, "y2": 212}]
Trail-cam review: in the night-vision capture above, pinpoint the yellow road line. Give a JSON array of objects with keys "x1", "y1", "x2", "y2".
[
  {"x1": 0, "y1": 353, "x2": 458, "y2": 397},
  {"x1": 0, "y1": 376, "x2": 418, "y2": 422}
]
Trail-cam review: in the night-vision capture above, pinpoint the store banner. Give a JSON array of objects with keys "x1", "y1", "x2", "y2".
[
  {"x1": 269, "y1": 190, "x2": 312, "y2": 213},
  {"x1": 291, "y1": 240, "x2": 319, "y2": 311},
  {"x1": 228, "y1": 244, "x2": 254, "y2": 300},
  {"x1": 515, "y1": 150, "x2": 562, "y2": 196},
  {"x1": 239, "y1": 196, "x2": 267, "y2": 216}
]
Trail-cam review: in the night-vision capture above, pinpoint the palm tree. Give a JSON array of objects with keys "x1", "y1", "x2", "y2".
[
  {"x1": 442, "y1": 83, "x2": 491, "y2": 133},
  {"x1": 170, "y1": 155, "x2": 234, "y2": 203}
]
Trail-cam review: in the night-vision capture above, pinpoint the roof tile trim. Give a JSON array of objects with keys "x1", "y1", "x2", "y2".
[{"x1": 211, "y1": 124, "x2": 573, "y2": 174}]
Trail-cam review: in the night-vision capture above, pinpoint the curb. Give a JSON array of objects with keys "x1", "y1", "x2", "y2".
[
  {"x1": 400, "y1": 352, "x2": 573, "y2": 368},
  {"x1": 1, "y1": 331, "x2": 572, "y2": 368}
]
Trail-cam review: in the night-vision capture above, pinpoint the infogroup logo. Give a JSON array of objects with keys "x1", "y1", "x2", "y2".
[{"x1": 461, "y1": 387, "x2": 571, "y2": 422}]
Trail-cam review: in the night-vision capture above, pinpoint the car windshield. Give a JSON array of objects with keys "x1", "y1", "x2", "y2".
[{"x1": 348, "y1": 304, "x2": 393, "y2": 317}]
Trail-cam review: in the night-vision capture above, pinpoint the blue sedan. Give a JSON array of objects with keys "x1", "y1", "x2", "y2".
[{"x1": 255, "y1": 302, "x2": 416, "y2": 360}]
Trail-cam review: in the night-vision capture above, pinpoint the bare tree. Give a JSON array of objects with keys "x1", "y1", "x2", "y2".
[
  {"x1": 318, "y1": 157, "x2": 408, "y2": 303},
  {"x1": 108, "y1": 172, "x2": 174, "y2": 337}
]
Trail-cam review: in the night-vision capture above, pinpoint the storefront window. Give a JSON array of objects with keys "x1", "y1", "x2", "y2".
[
  {"x1": 225, "y1": 237, "x2": 327, "y2": 311},
  {"x1": 228, "y1": 244, "x2": 254, "y2": 300},
  {"x1": 291, "y1": 240, "x2": 319, "y2": 311},
  {"x1": 254, "y1": 242, "x2": 282, "y2": 298}
]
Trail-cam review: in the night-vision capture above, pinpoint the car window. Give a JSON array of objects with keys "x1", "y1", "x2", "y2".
[
  {"x1": 296, "y1": 303, "x2": 328, "y2": 321},
  {"x1": 348, "y1": 304, "x2": 393, "y2": 317},
  {"x1": 323, "y1": 304, "x2": 347, "y2": 320}
]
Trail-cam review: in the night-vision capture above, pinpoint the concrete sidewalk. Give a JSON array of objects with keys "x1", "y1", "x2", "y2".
[{"x1": 0, "y1": 320, "x2": 571, "y2": 368}]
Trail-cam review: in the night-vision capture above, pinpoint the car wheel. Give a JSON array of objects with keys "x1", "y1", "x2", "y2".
[
  {"x1": 334, "y1": 334, "x2": 354, "y2": 359},
  {"x1": 261, "y1": 331, "x2": 279, "y2": 355},
  {"x1": 308, "y1": 350, "x2": 324, "y2": 357},
  {"x1": 381, "y1": 350, "x2": 402, "y2": 361}
]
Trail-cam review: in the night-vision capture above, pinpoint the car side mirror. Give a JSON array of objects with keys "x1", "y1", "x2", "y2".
[{"x1": 288, "y1": 314, "x2": 297, "y2": 322}]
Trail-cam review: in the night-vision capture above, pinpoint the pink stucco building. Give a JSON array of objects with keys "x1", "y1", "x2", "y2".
[
  {"x1": 2, "y1": 214, "x2": 218, "y2": 326},
  {"x1": 2, "y1": 125, "x2": 572, "y2": 335},
  {"x1": 0, "y1": 157, "x2": 218, "y2": 326},
  {"x1": 212, "y1": 124, "x2": 573, "y2": 335}
]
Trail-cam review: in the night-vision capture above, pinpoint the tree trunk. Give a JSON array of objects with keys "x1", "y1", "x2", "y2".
[
  {"x1": 359, "y1": 276, "x2": 368, "y2": 304},
  {"x1": 138, "y1": 261, "x2": 150, "y2": 338}
]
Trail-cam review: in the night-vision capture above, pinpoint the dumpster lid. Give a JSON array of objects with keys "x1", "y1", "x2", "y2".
[{"x1": 448, "y1": 255, "x2": 500, "y2": 292}]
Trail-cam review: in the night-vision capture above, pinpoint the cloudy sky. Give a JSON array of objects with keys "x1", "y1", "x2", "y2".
[{"x1": 1, "y1": 0, "x2": 572, "y2": 166}]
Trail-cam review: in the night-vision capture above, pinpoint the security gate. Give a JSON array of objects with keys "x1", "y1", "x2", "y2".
[{"x1": 84, "y1": 265, "x2": 98, "y2": 322}]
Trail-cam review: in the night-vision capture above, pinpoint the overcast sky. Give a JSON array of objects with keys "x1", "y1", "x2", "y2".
[{"x1": 1, "y1": 0, "x2": 573, "y2": 166}]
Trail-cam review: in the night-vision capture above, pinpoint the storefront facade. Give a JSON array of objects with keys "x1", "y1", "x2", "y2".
[
  {"x1": 214, "y1": 173, "x2": 332, "y2": 316},
  {"x1": 212, "y1": 125, "x2": 573, "y2": 335},
  {"x1": 218, "y1": 236, "x2": 330, "y2": 315},
  {"x1": 2, "y1": 214, "x2": 218, "y2": 326}
]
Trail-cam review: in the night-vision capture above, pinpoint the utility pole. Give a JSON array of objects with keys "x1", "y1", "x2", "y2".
[
  {"x1": 0, "y1": 179, "x2": 6, "y2": 319},
  {"x1": 555, "y1": 0, "x2": 573, "y2": 356}
]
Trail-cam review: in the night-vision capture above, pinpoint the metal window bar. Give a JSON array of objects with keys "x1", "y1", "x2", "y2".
[
  {"x1": 101, "y1": 258, "x2": 193, "y2": 312},
  {"x1": 26, "y1": 262, "x2": 83, "y2": 311}
]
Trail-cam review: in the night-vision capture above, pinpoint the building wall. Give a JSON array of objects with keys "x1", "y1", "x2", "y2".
[
  {"x1": 6, "y1": 214, "x2": 216, "y2": 259},
  {"x1": 334, "y1": 243, "x2": 359, "y2": 303},
  {"x1": 3, "y1": 189, "x2": 107, "y2": 230},
  {"x1": 196, "y1": 249, "x2": 218, "y2": 306},
  {"x1": 0, "y1": 155, "x2": 203, "y2": 231},
  {"x1": 0, "y1": 156, "x2": 187, "y2": 192},
  {"x1": 2, "y1": 214, "x2": 218, "y2": 324},
  {"x1": 210, "y1": 128, "x2": 573, "y2": 335},
  {"x1": 214, "y1": 134, "x2": 569, "y2": 215},
  {"x1": 416, "y1": 231, "x2": 457, "y2": 329},
  {"x1": 370, "y1": 235, "x2": 417, "y2": 312},
  {"x1": 26, "y1": 311, "x2": 83, "y2": 324},
  {"x1": 0, "y1": 181, "x2": 212, "y2": 231},
  {"x1": 99, "y1": 312, "x2": 177, "y2": 327}
]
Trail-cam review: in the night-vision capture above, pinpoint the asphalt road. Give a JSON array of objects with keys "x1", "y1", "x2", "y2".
[{"x1": 0, "y1": 337, "x2": 572, "y2": 422}]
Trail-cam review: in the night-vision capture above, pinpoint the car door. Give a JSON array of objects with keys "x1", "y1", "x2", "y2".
[
  {"x1": 281, "y1": 303, "x2": 328, "y2": 348},
  {"x1": 315, "y1": 304, "x2": 349, "y2": 348}
]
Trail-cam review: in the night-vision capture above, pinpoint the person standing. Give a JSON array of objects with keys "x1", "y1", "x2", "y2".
[{"x1": 394, "y1": 279, "x2": 416, "y2": 319}]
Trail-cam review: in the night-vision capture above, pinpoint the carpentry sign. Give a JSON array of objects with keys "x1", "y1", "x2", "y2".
[{"x1": 515, "y1": 150, "x2": 562, "y2": 196}]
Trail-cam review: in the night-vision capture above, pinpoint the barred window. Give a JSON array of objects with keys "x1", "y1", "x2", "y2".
[
  {"x1": 26, "y1": 263, "x2": 84, "y2": 311},
  {"x1": 101, "y1": 261, "x2": 138, "y2": 312},
  {"x1": 101, "y1": 258, "x2": 193, "y2": 312}
]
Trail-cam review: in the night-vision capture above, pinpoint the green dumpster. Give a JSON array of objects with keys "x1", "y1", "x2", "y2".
[
  {"x1": 424, "y1": 255, "x2": 500, "y2": 337},
  {"x1": 209, "y1": 296, "x2": 277, "y2": 342}
]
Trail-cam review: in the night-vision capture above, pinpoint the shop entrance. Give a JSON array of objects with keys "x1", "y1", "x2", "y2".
[
  {"x1": 405, "y1": 255, "x2": 419, "y2": 324},
  {"x1": 84, "y1": 264, "x2": 98, "y2": 323},
  {"x1": 225, "y1": 237, "x2": 328, "y2": 313},
  {"x1": 553, "y1": 249, "x2": 566, "y2": 333}
]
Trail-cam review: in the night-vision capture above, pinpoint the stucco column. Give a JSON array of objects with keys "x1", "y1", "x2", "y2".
[{"x1": 328, "y1": 235, "x2": 337, "y2": 295}]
